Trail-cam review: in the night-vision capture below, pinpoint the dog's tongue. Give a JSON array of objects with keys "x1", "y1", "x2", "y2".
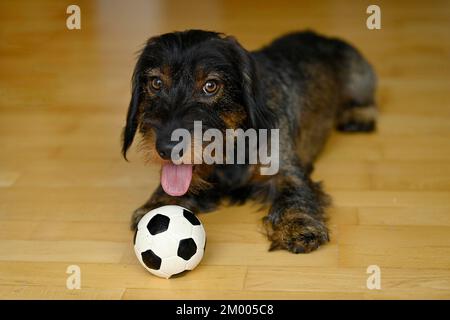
[{"x1": 161, "y1": 163, "x2": 193, "y2": 196}]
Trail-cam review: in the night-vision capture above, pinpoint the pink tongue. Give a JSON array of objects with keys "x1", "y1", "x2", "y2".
[{"x1": 161, "y1": 164, "x2": 193, "y2": 196}]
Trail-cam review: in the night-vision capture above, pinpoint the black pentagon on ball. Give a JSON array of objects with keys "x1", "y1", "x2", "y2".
[
  {"x1": 183, "y1": 209, "x2": 200, "y2": 226},
  {"x1": 177, "y1": 238, "x2": 197, "y2": 260},
  {"x1": 147, "y1": 214, "x2": 170, "y2": 235},
  {"x1": 141, "y1": 249, "x2": 162, "y2": 270}
]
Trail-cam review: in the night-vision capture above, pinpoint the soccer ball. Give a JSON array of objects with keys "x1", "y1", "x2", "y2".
[{"x1": 133, "y1": 205, "x2": 206, "y2": 279}]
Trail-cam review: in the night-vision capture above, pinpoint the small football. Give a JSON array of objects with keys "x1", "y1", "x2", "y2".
[{"x1": 133, "y1": 205, "x2": 206, "y2": 279}]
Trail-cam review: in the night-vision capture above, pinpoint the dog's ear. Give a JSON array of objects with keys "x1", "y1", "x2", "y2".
[
  {"x1": 122, "y1": 35, "x2": 163, "y2": 160},
  {"x1": 226, "y1": 37, "x2": 276, "y2": 130},
  {"x1": 121, "y1": 68, "x2": 143, "y2": 160}
]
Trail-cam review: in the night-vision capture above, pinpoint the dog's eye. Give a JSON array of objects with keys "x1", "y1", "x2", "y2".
[
  {"x1": 203, "y1": 80, "x2": 218, "y2": 95},
  {"x1": 150, "y1": 77, "x2": 163, "y2": 91}
]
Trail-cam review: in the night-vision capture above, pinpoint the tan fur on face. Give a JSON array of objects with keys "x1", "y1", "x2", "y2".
[
  {"x1": 137, "y1": 131, "x2": 164, "y2": 165},
  {"x1": 221, "y1": 109, "x2": 247, "y2": 128}
]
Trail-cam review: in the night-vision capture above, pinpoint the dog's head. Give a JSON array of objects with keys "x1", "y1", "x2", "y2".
[{"x1": 122, "y1": 30, "x2": 274, "y2": 196}]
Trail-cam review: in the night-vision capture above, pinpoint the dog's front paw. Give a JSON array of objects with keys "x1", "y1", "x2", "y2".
[
  {"x1": 263, "y1": 211, "x2": 329, "y2": 253},
  {"x1": 130, "y1": 207, "x2": 152, "y2": 230}
]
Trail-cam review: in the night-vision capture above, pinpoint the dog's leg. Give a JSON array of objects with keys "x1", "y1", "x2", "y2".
[
  {"x1": 336, "y1": 104, "x2": 377, "y2": 132},
  {"x1": 263, "y1": 162, "x2": 330, "y2": 253},
  {"x1": 131, "y1": 185, "x2": 220, "y2": 230},
  {"x1": 336, "y1": 46, "x2": 378, "y2": 132}
]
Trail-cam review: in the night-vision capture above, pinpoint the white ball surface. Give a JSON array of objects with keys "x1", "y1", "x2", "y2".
[{"x1": 133, "y1": 205, "x2": 206, "y2": 279}]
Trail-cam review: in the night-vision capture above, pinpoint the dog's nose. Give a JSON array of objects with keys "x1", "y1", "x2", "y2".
[{"x1": 156, "y1": 140, "x2": 181, "y2": 160}]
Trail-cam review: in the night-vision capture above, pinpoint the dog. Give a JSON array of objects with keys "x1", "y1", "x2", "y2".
[{"x1": 122, "y1": 30, "x2": 377, "y2": 253}]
